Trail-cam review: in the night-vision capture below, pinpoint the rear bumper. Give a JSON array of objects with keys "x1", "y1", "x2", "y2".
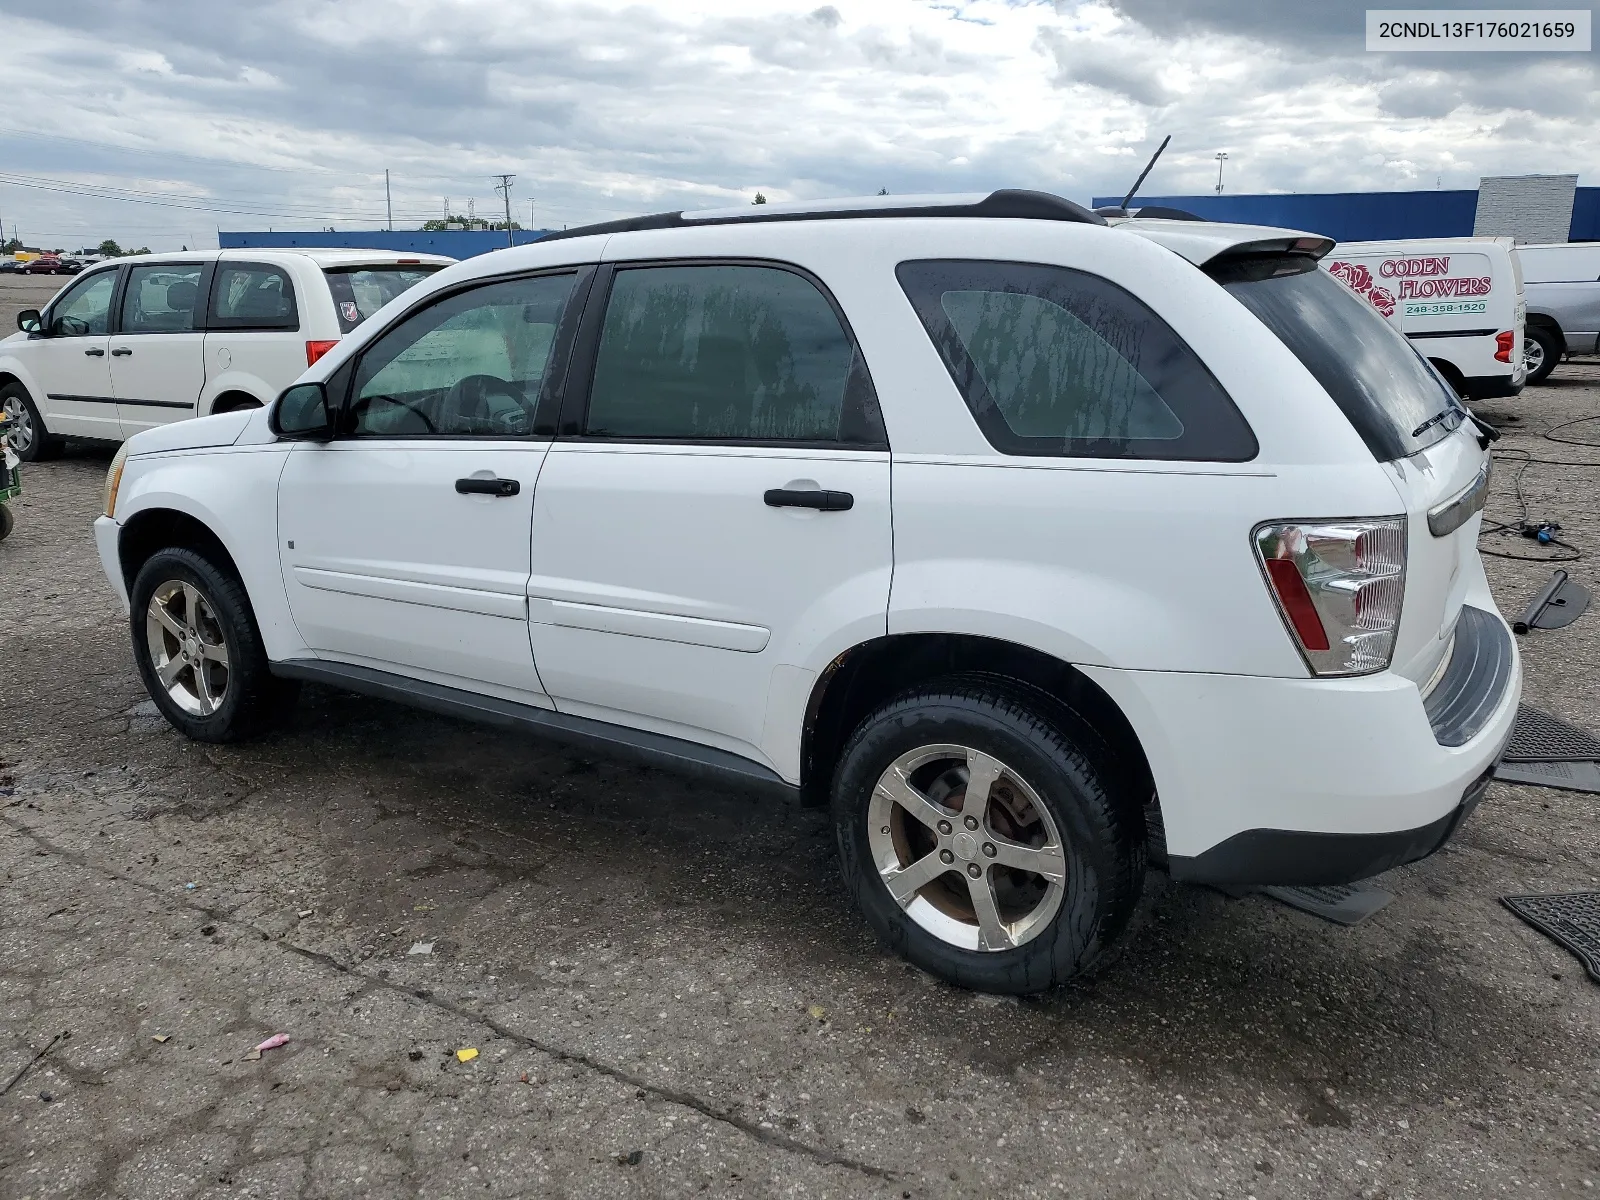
[
  {"x1": 1082, "y1": 606, "x2": 1521, "y2": 886},
  {"x1": 1461, "y1": 373, "x2": 1523, "y2": 400}
]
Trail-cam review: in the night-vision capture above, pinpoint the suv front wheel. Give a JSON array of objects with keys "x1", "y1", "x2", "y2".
[
  {"x1": 831, "y1": 679, "x2": 1145, "y2": 994},
  {"x1": 130, "y1": 548, "x2": 298, "y2": 742}
]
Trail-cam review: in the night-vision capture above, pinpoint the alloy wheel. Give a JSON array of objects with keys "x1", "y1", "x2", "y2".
[
  {"x1": 867, "y1": 744, "x2": 1067, "y2": 951},
  {"x1": 1524, "y1": 337, "x2": 1545, "y2": 376},
  {"x1": 145, "y1": 580, "x2": 231, "y2": 716},
  {"x1": 2, "y1": 396, "x2": 33, "y2": 457}
]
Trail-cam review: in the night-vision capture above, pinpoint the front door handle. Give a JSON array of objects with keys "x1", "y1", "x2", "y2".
[
  {"x1": 455, "y1": 477, "x2": 520, "y2": 497},
  {"x1": 764, "y1": 488, "x2": 853, "y2": 512},
  {"x1": 111, "y1": 347, "x2": 132, "y2": 357},
  {"x1": 84, "y1": 347, "x2": 105, "y2": 357}
]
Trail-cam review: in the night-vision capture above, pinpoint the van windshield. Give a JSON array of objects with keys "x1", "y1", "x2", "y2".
[{"x1": 1212, "y1": 255, "x2": 1464, "y2": 461}]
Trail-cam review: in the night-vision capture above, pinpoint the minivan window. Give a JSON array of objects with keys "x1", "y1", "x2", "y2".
[
  {"x1": 1214, "y1": 255, "x2": 1463, "y2": 461},
  {"x1": 122, "y1": 264, "x2": 204, "y2": 333},
  {"x1": 210, "y1": 263, "x2": 298, "y2": 330},
  {"x1": 898, "y1": 260, "x2": 1256, "y2": 461},
  {"x1": 325, "y1": 266, "x2": 443, "y2": 333},
  {"x1": 47, "y1": 270, "x2": 117, "y2": 337},
  {"x1": 584, "y1": 264, "x2": 885, "y2": 445}
]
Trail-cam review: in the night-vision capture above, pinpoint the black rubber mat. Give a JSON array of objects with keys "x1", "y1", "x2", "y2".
[
  {"x1": 1502, "y1": 892, "x2": 1600, "y2": 983},
  {"x1": 1262, "y1": 883, "x2": 1394, "y2": 926},
  {"x1": 1494, "y1": 759, "x2": 1600, "y2": 794},
  {"x1": 1503, "y1": 705, "x2": 1600, "y2": 762}
]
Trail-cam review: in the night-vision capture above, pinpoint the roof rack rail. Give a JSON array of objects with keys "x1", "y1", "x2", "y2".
[{"x1": 539, "y1": 189, "x2": 1107, "y2": 242}]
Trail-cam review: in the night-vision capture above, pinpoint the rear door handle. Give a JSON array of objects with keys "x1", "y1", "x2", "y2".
[
  {"x1": 764, "y1": 488, "x2": 853, "y2": 512},
  {"x1": 111, "y1": 347, "x2": 132, "y2": 357},
  {"x1": 455, "y1": 477, "x2": 520, "y2": 497},
  {"x1": 84, "y1": 347, "x2": 105, "y2": 357}
]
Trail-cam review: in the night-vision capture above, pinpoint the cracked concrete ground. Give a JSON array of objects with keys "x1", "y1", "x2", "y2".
[{"x1": 2, "y1": 275, "x2": 1599, "y2": 1194}]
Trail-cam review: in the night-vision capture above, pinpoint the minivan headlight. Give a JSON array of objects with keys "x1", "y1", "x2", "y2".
[{"x1": 104, "y1": 443, "x2": 130, "y2": 518}]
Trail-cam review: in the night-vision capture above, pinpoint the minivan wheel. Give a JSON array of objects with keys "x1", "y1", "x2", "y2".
[
  {"x1": 1, "y1": 383, "x2": 64, "y2": 462},
  {"x1": 831, "y1": 680, "x2": 1145, "y2": 993},
  {"x1": 130, "y1": 547, "x2": 298, "y2": 742},
  {"x1": 1525, "y1": 325, "x2": 1561, "y2": 385}
]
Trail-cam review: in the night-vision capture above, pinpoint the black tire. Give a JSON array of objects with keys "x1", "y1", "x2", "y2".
[
  {"x1": 831, "y1": 677, "x2": 1145, "y2": 994},
  {"x1": 1, "y1": 382, "x2": 64, "y2": 462},
  {"x1": 1525, "y1": 325, "x2": 1562, "y2": 385},
  {"x1": 0, "y1": 504, "x2": 12, "y2": 541},
  {"x1": 129, "y1": 547, "x2": 299, "y2": 742}
]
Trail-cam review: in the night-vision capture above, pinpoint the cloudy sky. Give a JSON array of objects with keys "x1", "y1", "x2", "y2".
[{"x1": 1, "y1": 0, "x2": 1594, "y2": 250}]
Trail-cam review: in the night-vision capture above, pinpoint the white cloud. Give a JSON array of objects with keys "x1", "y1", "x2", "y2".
[{"x1": 0, "y1": 0, "x2": 1591, "y2": 250}]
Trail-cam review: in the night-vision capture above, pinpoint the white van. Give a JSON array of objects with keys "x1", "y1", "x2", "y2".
[
  {"x1": 1322, "y1": 237, "x2": 1525, "y2": 401},
  {"x1": 1518, "y1": 242, "x2": 1600, "y2": 383}
]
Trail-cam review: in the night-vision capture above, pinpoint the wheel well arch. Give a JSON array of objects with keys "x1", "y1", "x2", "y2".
[
  {"x1": 799, "y1": 633, "x2": 1155, "y2": 813},
  {"x1": 1525, "y1": 313, "x2": 1565, "y2": 350},
  {"x1": 208, "y1": 390, "x2": 265, "y2": 415},
  {"x1": 1427, "y1": 357, "x2": 1466, "y2": 395},
  {"x1": 117, "y1": 508, "x2": 243, "y2": 594}
]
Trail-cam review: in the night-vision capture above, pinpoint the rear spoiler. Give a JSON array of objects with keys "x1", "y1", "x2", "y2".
[{"x1": 1203, "y1": 236, "x2": 1336, "y2": 279}]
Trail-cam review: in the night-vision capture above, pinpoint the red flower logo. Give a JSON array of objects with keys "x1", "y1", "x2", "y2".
[{"x1": 1367, "y1": 286, "x2": 1396, "y2": 318}]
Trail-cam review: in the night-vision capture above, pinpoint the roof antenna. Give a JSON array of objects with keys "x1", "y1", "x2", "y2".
[{"x1": 1120, "y1": 134, "x2": 1171, "y2": 211}]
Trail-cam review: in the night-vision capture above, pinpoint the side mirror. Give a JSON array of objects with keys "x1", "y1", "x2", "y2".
[
  {"x1": 270, "y1": 381, "x2": 333, "y2": 441},
  {"x1": 17, "y1": 309, "x2": 41, "y2": 334}
]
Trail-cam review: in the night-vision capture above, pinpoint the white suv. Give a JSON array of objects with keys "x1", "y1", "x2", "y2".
[
  {"x1": 93, "y1": 192, "x2": 1519, "y2": 993},
  {"x1": 1, "y1": 249, "x2": 452, "y2": 461}
]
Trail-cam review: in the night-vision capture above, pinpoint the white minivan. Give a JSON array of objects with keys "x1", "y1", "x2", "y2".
[
  {"x1": 0, "y1": 249, "x2": 453, "y2": 461},
  {"x1": 1322, "y1": 237, "x2": 1525, "y2": 401}
]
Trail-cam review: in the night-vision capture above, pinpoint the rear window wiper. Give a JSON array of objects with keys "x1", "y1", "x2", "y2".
[{"x1": 1412, "y1": 404, "x2": 1465, "y2": 439}]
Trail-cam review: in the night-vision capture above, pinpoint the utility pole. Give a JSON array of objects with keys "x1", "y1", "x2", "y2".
[
  {"x1": 528, "y1": 198, "x2": 534, "y2": 234},
  {"x1": 1214, "y1": 152, "x2": 1229, "y2": 194},
  {"x1": 492, "y1": 174, "x2": 516, "y2": 247},
  {"x1": 385, "y1": 170, "x2": 392, "y2": 231}
]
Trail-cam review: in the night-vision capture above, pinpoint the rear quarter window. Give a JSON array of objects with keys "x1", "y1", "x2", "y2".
[
  {"x1": 324, "y1": 266, "x2": 444, "y2": 333},
  {"x1": 896, "y1": 259, "x2": 1257, "y2": 461},
  {"x1": 209, "y1": 263, "x2": 298, "y2": 331}
]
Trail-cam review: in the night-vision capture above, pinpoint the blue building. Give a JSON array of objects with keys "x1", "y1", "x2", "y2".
[
  {"x1": 1091, "y1": 186, "x2": 1599, "y2": 243},
  {"x1": 219, "y1": 228, "x2": 555, "y2": 259}
]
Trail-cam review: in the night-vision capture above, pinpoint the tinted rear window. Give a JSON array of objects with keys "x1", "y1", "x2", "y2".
[
  {"x1": 1214, "y1": 256, "x2": 1463, "y2": 460},
  {"x1": 325, "y1": 266, "x2": 444, "y2": 333}
]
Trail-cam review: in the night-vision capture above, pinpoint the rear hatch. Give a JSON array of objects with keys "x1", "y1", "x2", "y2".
[{"x1": 1210, "y1": 250, "x2": 1490, "y2": 685}]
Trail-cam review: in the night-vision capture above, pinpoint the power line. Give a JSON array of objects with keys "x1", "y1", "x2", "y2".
[{"x1": 0, "y1": 171, "x2": 439, "y2": 223}]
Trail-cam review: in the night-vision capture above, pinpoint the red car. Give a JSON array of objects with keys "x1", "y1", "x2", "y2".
[{"x1": 21, "y1": 256, "x2": 83, "y2": 276}]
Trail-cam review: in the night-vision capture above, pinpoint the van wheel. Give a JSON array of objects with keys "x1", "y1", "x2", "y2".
[
  {"x1": 831, "y1": 679, "x2": 1145, "y2": 994},
  {"x1": 1525, "y1": 325, "x2": 1561, "y2": 385},
  {"x1": 129, "y1": 547, "x2": 298, "y2": 742},
  {"x1": 1, "y1": 383, "x2": 64, "y2": 462}
]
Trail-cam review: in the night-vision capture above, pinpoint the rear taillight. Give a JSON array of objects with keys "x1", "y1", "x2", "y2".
[
  {"x1": 305, "y1": 339, "x2": 339, "y2": 366},
  {"x1": 1494, "y1": 330, "x2": 1514, "y2": 363},
  {"x1": 1254, "y1": 518, "x2": 1407, "y2": 676}
]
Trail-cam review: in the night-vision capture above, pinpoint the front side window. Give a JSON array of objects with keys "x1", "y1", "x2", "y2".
[
  {"x1": 47, "y1": 270, "x2": 117, "y2": 337},
  {"x1": 583, "y1": 264, "x2": 885, "y2": 445},
  {"x1": 897, "y1": 260, "x2": 1256, "y2": 461},
  {"x1": 325, "y1": 266, "x2": 444, "y2": 333},
  {"x1": 210, "y1": 263, "x2": 298, "y2": 330},
  {"x1": 348, "y1": 272, "x2": 576, "y2": 438},
  {"x1": 122, "y1": 264, "x2": 204, "y2": 334}
]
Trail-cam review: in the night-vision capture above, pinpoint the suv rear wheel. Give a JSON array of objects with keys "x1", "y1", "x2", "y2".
[
  {"x1": 831, "y1": 679, "x2": 1145, "y2": 993},
  {"x1": 130, "y1": 547, "x2": 298, "y2": 742}
]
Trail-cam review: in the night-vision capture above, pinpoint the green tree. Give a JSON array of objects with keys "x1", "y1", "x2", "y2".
[
  {"x1": 97, "y1": 239, "x2": 122, "y2": 257},
  {"x1": 753, "y1": 192, "x2": 768, "y2": 205}
]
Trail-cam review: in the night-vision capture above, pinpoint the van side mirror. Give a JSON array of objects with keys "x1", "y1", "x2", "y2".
[
  {"x1": 17, "y1": 309, "x2": 40, "y2": 334},
  {"x1": 270, "y1": 382, "x2": 333, "y2": 441}
]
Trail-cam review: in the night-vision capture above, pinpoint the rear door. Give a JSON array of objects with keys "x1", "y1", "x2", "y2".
[
  {"x1": 111, "y1": 260, "x2": 211, "y2": 437},
  {"x1": 527, "y1": 261, "x2": 892, "y2": 771},
  {"x1": 204, "y1": 260, "x2": 306, "y2": 403}
]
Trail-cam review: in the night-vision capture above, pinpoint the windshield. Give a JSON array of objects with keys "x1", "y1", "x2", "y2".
[
  {"x1": 1213, "y1": 256, "x2": 1464, "y2": 461},
  {"x1": 324, "y1": 266, "x2": 442, "y2": 333}
]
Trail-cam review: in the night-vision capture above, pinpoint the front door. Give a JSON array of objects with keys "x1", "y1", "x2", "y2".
[
  {"x1": 29, "y1": 268, "x2": 120, "y2": 440},
  {"x1": 111, "y1": 261, "x2": 208, "y2": 437},
  {"x1": 528, "y1": 262, "x2": 893, "y2": 774},
  {"x1": 278, "y1": 270, "x2": 581, "y2": 701}
]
